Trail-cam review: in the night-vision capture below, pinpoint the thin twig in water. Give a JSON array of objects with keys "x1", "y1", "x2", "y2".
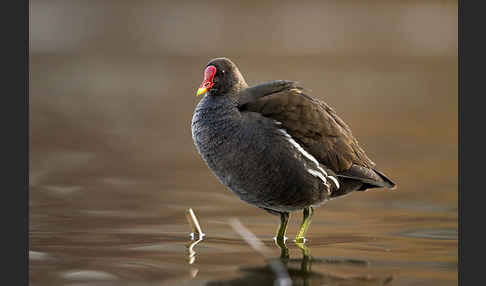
[
  {"x1": 186, "y1": 208, "x2": 205, "y2": 239},
  {"x1": 228, "y1": 218, "x2": 292, "y2": 286},
  {"x1": 185, "y1": 208, "x2": 205, "y2": 265}
]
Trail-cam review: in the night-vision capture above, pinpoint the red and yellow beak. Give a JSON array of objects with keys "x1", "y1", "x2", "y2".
[{"x1": 196, "y1": 65, "x2": 217, "y2": 96}]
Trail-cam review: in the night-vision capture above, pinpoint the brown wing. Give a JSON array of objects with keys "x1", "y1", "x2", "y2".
[{"x1": 241, "y1": 86, "x2": 375, "y2": 173}]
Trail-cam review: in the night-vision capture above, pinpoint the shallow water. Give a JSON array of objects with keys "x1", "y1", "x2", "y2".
[
  {"x1": 29, "y1": 53, "x2": 457, "y2": 286},
  {"x1": 27, "y1": 2, "x2": 459, "y2": 282}
]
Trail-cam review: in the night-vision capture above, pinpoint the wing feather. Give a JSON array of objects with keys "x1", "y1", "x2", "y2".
[{"x1": 239, "y1": 82, "x2": 395, "y2": 190}]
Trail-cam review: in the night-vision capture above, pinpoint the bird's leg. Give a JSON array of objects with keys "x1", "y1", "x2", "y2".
[
  {"x1": 296, "y1": 207, "x2": 314, "y2": 243},
  {"x1": 295, "y1": 207, "x2": 313, "y2": 264},
  {"x1": 274, "y1": 212, "x2": 290, "y2": 259},
  {"x1": 276, "y1": 212, "x2": 290, "y2": 239}
]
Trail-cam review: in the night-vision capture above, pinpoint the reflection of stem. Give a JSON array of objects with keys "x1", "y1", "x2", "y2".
[{"x1": 186, "y1": 236, "x2": 204, "y2": 265}]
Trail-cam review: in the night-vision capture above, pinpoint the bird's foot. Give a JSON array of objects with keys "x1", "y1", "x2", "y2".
[
  {"x1": 274, "y1": 236, "x2": 290, "y2": 260},
  {"x1": 294, "y1": 237, "x2": 308, "y2": 244},
  {"x1": 273, "y1": 236, "x2": 288, "y2": 243}
]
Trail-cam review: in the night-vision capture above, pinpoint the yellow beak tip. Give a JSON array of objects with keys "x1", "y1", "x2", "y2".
[{"x1": 197, "y1": 88, "x2": 207, "y2": 96}]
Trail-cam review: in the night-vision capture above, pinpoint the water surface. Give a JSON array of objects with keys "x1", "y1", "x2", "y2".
[{"x1": 30, "y1": 53, "x2": 457, "y2": 286}]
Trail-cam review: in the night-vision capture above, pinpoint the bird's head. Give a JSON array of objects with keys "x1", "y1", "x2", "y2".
[{"x1": 196, "y1": 57, "x2": 248, "y2": 97}]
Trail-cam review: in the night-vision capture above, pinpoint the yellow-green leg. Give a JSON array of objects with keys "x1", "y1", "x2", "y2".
[
  {"x1": 296, "y1": 207, "x2": 313, "y2": 262},
  {"x1": 274, "y1": 212, "x2": 290, "y2": 259},
  {"x1": 296, "y1": 207, "x2": 314, "y2": 243}
]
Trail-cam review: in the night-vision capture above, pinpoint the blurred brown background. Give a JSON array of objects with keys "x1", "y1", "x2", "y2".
[{"x1": 30, "y1": 1, "x2": 457, "y2": 285}]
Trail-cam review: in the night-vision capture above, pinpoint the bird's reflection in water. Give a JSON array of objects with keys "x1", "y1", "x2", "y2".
[
  {"x1": 187, "y1": 235, "x2": 393, "y2": 286},
  {"x1": 206, "y1": 257, "x2": 393, "y2": 286}
]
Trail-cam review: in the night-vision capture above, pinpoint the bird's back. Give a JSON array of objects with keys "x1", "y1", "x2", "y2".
[{"x1": 238, "y1": 81, "x2": 396, "y2": 194}]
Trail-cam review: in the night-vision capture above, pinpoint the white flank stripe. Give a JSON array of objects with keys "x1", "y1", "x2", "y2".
[
  {"x1": 278, "y1": 129, "x2": 328, "y2": 175},
  {"x1": 307, "y1": 169, "x2": 327, "y2": 184},
  {"x1": 278, "y1": 129, "x2": 340, "y2": 190},
  {"x1": 328, "y1": 176, "x2": 340, "y2": 189}
]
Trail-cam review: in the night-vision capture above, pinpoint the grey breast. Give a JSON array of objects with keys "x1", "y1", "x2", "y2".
[{"x1": 192, "y1": 96, "x2": 329, "y2": 212}]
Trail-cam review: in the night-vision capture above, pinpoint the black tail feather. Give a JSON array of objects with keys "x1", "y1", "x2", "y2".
[
  {"x1": 337, "y1": 164, "x2": 397, "y2": 191},
  {"x1": 373, "y1": 169, "x2": 397, "y2": 190}
]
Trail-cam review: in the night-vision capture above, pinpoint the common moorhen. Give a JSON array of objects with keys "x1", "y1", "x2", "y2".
[{"x1": 191, "y1": 58, "x2": 396, "y2": 245}]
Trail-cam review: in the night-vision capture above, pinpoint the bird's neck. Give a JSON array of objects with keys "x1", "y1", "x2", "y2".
[{"x1": 192, "y1": 95, "x2": 241, "y2": 129}]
